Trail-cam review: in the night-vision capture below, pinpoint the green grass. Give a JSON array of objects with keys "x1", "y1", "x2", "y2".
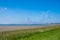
[{"x1": 0, "y1": 25, "x2": 60, "y2": 40}]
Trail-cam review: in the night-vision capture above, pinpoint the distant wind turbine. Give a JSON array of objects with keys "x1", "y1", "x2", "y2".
[
  {"x1": 46, "y1": 11, "x2": 51, "y2": 24},
  {"x1": 42, "y1": 11, "x2": 51, "y2": 24}
]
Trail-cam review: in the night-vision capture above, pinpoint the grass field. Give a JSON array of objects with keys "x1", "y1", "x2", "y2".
[{"x1": 0, "y1": 25, "x2": 60, "y2": 40}]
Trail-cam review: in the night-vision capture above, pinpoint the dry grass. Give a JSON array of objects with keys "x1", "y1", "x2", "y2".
[{"x1": 0, "y1": 25, "x2": 60, "y2": 40}]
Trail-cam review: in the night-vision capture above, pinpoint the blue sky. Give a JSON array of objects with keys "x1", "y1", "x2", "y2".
[{"x1": 0, "y1": 0, "x2": 60, "y2": 24}]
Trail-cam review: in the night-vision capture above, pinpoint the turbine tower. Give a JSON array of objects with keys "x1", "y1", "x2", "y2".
[{"x1": 27, "y1": 17, "x2": 32, "y2": 24}]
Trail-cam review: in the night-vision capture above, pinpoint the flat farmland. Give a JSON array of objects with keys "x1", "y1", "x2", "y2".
[{"x1": 0, "y1": 25, "x2": 60, "y2": 40}]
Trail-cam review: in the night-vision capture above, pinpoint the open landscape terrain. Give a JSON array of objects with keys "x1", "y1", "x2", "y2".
[
  {"x1": 0, "y1": 26, "x2": 41, "y2": 32},
  {"x1": 0, "y1": 25, "x2": 60, "y2": 40}
]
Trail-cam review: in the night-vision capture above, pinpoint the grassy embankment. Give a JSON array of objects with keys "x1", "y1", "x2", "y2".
[{"x1": 0, "y1": 25, "x2": 60, "y2": 40}]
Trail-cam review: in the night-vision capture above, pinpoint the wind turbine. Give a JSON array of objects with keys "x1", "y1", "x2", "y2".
[
  {"x1": 43, "y1": 11, "x2": 51, "y2": 24},
  {"x1": 46, "y1": 11, "x2": 51, "y2": 24}
]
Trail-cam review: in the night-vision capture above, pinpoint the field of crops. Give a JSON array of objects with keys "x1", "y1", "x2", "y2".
[{"x1": 0, "y1": 25, "x2": 60, "y2": 40}]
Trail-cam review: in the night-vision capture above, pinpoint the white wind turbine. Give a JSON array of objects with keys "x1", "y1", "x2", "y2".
[
  {"x1": 43, "y1": 11, "x2": 51, "y2": 24},
  {"x1": 46, "y1": 11, "x2": 51, "y2": 24}
]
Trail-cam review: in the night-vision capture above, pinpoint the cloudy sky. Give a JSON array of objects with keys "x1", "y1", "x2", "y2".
[{"x1": 0, "y1": 0, "x2": 60, "y2": 24}]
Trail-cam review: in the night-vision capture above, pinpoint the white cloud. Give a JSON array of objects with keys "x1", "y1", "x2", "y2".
[{"x1": 4, "y1": 8, "x2": 7, "y2": 10}]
